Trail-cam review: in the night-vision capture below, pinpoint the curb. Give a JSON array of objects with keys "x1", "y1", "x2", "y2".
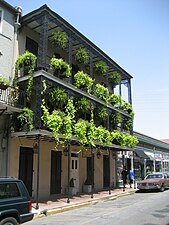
[{"x1": 33, "y1": 190, "x2": 135, "y2": 220}]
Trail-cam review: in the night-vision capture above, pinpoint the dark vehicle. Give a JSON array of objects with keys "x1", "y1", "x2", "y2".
[
  {"x1": 0, "y1": 177, "x2": 34, "y2": 225},
  {"x1": 137, "y1": 172, "x2": 169, "y2": 192}
]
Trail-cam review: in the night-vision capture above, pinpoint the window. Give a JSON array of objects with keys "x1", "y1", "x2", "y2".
[
  {"x1": 0, "y1": 8, "x2": 4, "y2": 33},
  {"x1": 0, "y1": 183, "x2": 21, "y2": 199}
]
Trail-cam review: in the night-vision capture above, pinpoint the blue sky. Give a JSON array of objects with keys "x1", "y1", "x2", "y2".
[{"x1": 7, "y1": 0, "x2": 169, "y2": 140}]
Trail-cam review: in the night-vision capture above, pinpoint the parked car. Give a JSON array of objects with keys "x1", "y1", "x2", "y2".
[
  {"x1": 137, "y1": 172, "x2": 169, "y2": 192},
  {"x1": 0, "y1": 177, "x2": 34, "y2": 225}
]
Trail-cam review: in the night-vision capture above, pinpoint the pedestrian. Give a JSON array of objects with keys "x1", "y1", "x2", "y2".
[
  {"x1": 129, "y1": 169, "x2": 134, "y2": 188},
  {"x1": 121, "y1": 167, "x2": 128, "y2": 188}
]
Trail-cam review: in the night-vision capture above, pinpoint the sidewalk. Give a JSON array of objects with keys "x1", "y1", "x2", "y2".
[{"x1": 32, "y1": 186, "x2": 136, "y2": 218}]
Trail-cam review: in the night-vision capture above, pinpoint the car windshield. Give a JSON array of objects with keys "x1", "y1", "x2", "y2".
[{"x1": 146, "y1": 174, "x2": 163, "y2": 179}]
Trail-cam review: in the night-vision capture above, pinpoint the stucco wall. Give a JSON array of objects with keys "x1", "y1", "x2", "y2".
[
  {"x1": 9, "y1": 136, "x2": 116, "y2": 200},
  {"x1": 0, "y1": 4, "x2": 16, "y2": 81}
]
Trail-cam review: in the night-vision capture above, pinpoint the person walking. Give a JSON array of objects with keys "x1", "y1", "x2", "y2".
[
  {"x1": 129, "y1": 169, "x2": 134, "y2": 188},
  {"x1": 121, "y1": 167, "x2": 128, "y2": 188}
]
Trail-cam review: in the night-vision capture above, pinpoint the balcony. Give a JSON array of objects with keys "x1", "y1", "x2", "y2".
[{"x1": 0, "y1": 87, "x2": 23, "y2": 115}]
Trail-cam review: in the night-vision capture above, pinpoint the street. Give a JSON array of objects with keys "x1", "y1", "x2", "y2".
[{"x1": 28, "y1": 190, "x2": 169, "y2": 225}]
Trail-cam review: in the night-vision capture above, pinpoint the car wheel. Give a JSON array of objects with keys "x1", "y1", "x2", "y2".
[
  {"x1": 160, "y1": 185, "x2": 165, "y2": 192},
  {"x1": 0, "y1": 217, "x2": 19, "y2": 225}
]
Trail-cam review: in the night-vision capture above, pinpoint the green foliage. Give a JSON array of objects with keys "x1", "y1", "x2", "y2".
[
  {"x1": 50, "y1": 58, "x2": 72, "y2": 77},
  {"x1": 95, "y1": 126, "x2": 111, "y2": 146},
  {"x1": 41, "y1": 101, "x2": 63, "y2": 142},
  {"x1": 17, "y1": 107, "x2": 34, "y2": 132},
  {"x1": 75, "y1": 47, "x2": 90, "y2": 65},
  {"x1": 94, "y1": 60, "x2": 109, "y2": 75},
  {"x1": 76, "y1": 97, "x2": 90, "y2": 113},
  {"x1": 123, "y1": 118, "x2": 133, "y2": 131},
  {"x1": 123, "y1": 135, "x2": 139, "y2": 148},
  {"x1": 48, "y1": 88, "x2": 67, "y2": 110},
  {"x1": 111, "y1": 112, "x2": 121, "y2": 129},
  {"x1": 121, "y1": 101, "x2": 135, "y2": 117},
  {"x1": 0, "y1": 75, "x2": 10, "y2": 86},
  {"x1": 111, "y1": 130, "x2": 124, "y2": 146},
  {"x1": 74, "y1": 71, "x2": 94, "y2": 94},
  {"x1": 51, "y1": 31, "x2": 68, "y2": 49},
  {"x1": 95, "y1": 84, "x2": 110, "y2": 104},
  {"x1": 15, "y1": 51, "x2": 37, "y2": 101},
  {"x1": 108, "y1": 71, "x2": 121, "y2": 87},
  {"x1": 94, "y1": 107, "x2": 108, "y2": 122},
  {"x1": 110, "y1": 94, "x2": 122, "y2": 107},
  {"x1": 74, "y1": 119, "x2": 88, "y2": 145}
]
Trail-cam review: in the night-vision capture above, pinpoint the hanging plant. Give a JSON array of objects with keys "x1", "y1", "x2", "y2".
[
  {"x1": 111, "y1": 130, "x2": 124, "y2": 146},
  {"x1": 110, "y1": 94, "x2": 122, "y2": 107},
  {"x1": 75, "y1": 97, "x2": 90, "y2": 113},
  {"x1": 74, "y1": 119, "x2": 88, "y2": 146},
  {"x1": 63, "y1": 98, "x2": 76, "y2": 140},
  {"x1": 123, "y1": 118, "x2": 133, "y2": 131},
  {"x1": 0, "y1": 75, "x2": 10, "y2": 90},
  {"x1": 121, "y1": 101, "x2": 134, "y2": 116},
  {"x1": 74, "y1": 71, "x2": 94, "y2": 94},
  {"x1": 95, "y1": 84, "x2": 110, "y2": 104},
  {"x1": 94, "y1": 60, "x2": 109, "y2": 75},
  {"x1": 123, "y1": 134, "x2": 138, "y2": 148},
  {"x1": 75, "y1": 47, "x2": 90, "y2": 65},
  {"x1": 111, "y1": 112, "x2": 121, "y2": 129},
  {"x1": 94, "y1": 107, "x2": 108, "y2": 122},
  {"x1": 108, "y1": 71, "x2": 121, "y2": 87},
  {"x1": 50, "y1": 58, "x2": 71, "y2": 78},
  {"x1": 41, "y1": 101, "x2": 63, "y2": 143},
  {"x1": 17, "y1": 107, "x2": 34, "y2": 132},
  {"x1": 15, "y1": 51, "x2": 37, "y2": 101},
  {"x1": 48, "y1": 88, "x2": 67, "y2": 110},
  {"x1": 95, "y1": 126, "x2": 111, "y2": 146},
  {"x1": 51, "y1": 31, "x2": 68, "y2": 49}
]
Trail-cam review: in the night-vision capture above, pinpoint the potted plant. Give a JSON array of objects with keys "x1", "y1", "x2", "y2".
[
  {"x1": 94, "y1": 60, "x2": 109, "y2": 75},
  {"x1": 75, "y1": 97, "x2": 90, "y2": 113},
  {"x1": 50, "y1": 58, "x2": 72, "y2": 78},
  {"x1": 48, "y1": 88, "x2": 67, "y2": 110},
  {"x1": 0, "y1": 75, "x2": 10, "y2": 90},
  {"x1": 95, "y1": 84, "x2": 110, "y2": 104},
  {"x1": 51, "y1": 31, "x2": 68, "y2": 49},
  {"x1": 17, "y1": 107, "x2": 34, "y2": 132},
  {"x1": 75, "y1": 47, "x2": 89, "y2": 65},
  {"x1": 110, "y1": 94, "x2": 122, "y2": 107},
  {"x1": 74, "y1": 71, "x2": 94, "y2": 94},
  {"x1": 94, "y1": 107, "x2": 108, "y2": 123},
  {"x1": 15, "y1": 51, "x2": 37, "y2": 101},
  {"x1": 111, "y1": 112, "x2": 121, "y2": 130},
  {"x1": 108, "y1": 71, "x2": 121, "y2": 87}
]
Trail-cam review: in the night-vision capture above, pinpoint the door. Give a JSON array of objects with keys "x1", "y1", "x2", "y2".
[
  {"x1": 70, "y1": 153, "x2": 79, "y2": 194},
  {"x1": 50, "y1": 151, "x2": 62, "y2": 194},
  {"x1": 86, "y1": 157, "x2": 94, "y2": 185},
  {"x1": 103, "y1": 155, "x2": 110, "y2": 187},
  {"x1": 19, "y1": 147, "x2": 33, "y2": 196}
]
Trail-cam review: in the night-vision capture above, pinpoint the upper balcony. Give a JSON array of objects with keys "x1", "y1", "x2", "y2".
[{"x1": 17, "y1": 4, "x2": 132, "y2": 103}]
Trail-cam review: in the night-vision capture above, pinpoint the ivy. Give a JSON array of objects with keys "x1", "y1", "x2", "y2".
[{"x1": 17, "y1": 107, "x2": 34, "y2": 132}]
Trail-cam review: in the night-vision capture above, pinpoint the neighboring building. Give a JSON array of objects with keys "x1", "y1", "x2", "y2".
[{"x1": 0, "y1": 1, "x2": 22, "y2": 176}]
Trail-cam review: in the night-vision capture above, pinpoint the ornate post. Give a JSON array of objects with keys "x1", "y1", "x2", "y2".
[
  {"x1": 37, "y1": 12, "x2": 49, "y2": 70},
  {"x1": 67, "y1": 142, "x2": 71, "y2": 203}
]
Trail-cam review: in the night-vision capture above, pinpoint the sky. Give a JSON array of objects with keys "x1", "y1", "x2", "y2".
[{"x1": 7, "y1": 0, "x2": 169, "y2": 140}]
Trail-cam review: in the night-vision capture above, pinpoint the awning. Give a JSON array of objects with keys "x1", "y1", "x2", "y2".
[{"x1": 134, "y1": 149, "x2": 150, "y2": 159}]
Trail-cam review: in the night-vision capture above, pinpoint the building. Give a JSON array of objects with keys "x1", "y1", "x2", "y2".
[{"x1": 1, "y1": 1, "x2": 169, "y2": 208}]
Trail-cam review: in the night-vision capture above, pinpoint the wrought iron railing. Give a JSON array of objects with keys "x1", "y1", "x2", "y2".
[{"x1": 0, "y1": 87, "x2": 25, "y2": 108}]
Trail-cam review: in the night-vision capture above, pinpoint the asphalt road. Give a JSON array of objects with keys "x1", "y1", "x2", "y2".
[{"x1": 28, "y1": 190, "x2": 169, "y2": 225}]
